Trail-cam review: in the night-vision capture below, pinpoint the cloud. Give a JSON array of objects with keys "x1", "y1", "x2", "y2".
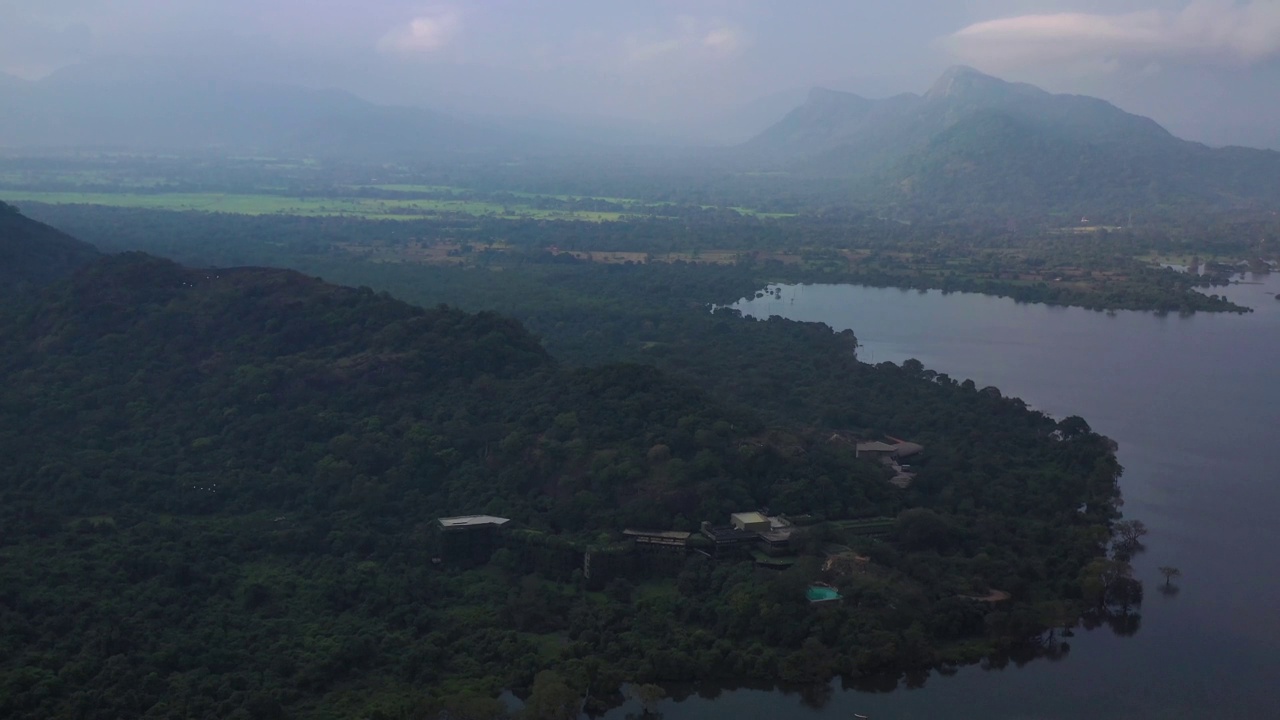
[
  {"x1": 378, "y1": 7, "x2": 461, "y2": 55},
  {"x1": 703, "y1": 27, "x2": 744, "y2": 54},
  {"x1": 624, "y1": 18, "x2": 747, "y2": 64},
  {"x1": 625, "y1": 37, "x2": 684, "y2": 64},
  {"x1": 946, "y1": 1, "x2": 1280, "y2": 71}
]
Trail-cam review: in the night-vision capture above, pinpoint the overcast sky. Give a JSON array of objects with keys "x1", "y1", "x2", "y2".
[{"x1": 3, "y1": 0, "x2": 1279, "y2": 146}]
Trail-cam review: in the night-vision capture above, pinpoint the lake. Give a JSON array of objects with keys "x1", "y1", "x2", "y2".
[{"x1": 601, "y1": 275, "x2": 1280, "y2": 720}]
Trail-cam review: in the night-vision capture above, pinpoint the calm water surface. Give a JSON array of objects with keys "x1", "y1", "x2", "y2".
[{"x1": 603, "y1": 275, "x2": 1280, "y2": 720}]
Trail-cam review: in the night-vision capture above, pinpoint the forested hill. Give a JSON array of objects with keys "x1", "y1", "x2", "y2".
[
  {"x1": 0, "y1": 246, "x2": 913, "y2": 717},
  {"x1": 0, "y1": 215, "x2": 1131, "y2": 717},
  {"x1": 744, "y1": 66, "x2": 1280, "y2": 214},
  {"x1": 2, "y1": 251, "x2": 816, "y2": 532},
  {"x1": 0, "y1": 200, "x2": 100, "y2": 289}
]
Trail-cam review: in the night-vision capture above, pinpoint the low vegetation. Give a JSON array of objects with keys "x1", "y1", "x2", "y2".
[{"x1": 22, "y1": 200, "x2": 1269, "y2": 315}]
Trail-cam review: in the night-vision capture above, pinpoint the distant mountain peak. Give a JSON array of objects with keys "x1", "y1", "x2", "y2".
[
  {"x1": 925, "y1": 65, "x2": 1015, "y2": 101},
  {"x1": 0, "y1": 72, "x2": 28, "y2": 89},
  {"x1": 0, "y1": 60, "x2": 527, "y2": 157},
  {"x1": 801, "y1": 86, "x2": 873, "y2": 114},
  {"x1": 737, "y1": 65, "x2": 1275, "y2": 212},
  {"x1": 806, "y1": 86, "x2": 863, "y2": 103},
  {"x1": 936, "y1": 65, "x2": 987, "y2": 81}
]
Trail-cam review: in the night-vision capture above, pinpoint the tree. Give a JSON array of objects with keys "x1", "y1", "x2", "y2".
[
  {"x1": 1079, "y1": 557, "x2": 1132, "y2": 607},
  {"x1": 522, "y1": 671, "x2": 579, "y2": 720},
  {"x1": 1158, "y1": 566, "x2": 1181, "y2": 587},
  {"x1": 1112, "y1": 520, "x2": 1149, "y2": 557},
  {"x1": 440, "y1": 695, "x2": 509, "y2": 720},
  {"x1": 629, "y1": 683, "x2": 666, "y2": 717},
  {"x1": 1057, "y1": 415, "x2": 1092, "y2": 438},
  {"x1": 1115, "y1": 520, "x2": 1148, "y2": 545}
]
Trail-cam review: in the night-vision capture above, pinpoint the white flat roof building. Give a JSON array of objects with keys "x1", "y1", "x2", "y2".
[
  {"x1": 731, "y1": 512, "x2": 770, "y2": 532},
  {"x1": 438, "y1": 515, "x2": 511, "y2": 530}
]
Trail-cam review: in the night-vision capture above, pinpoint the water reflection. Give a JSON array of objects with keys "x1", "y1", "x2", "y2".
[{"x1": 623, "y1": 636, "x2": 1096, "y2": 715}]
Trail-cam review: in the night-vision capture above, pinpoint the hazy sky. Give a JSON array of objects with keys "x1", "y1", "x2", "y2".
[{"x1": 3, "y1": 0, "x2": 1279, "y2": 146}]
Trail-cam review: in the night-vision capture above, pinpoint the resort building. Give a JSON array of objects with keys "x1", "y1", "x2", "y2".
[
  {"x1": 701, "y1": 512, "x2": 799, "y2": 557},
  {"x1": 437, "y1": 515, "x2": 511, "y2": 565},
  {"x1": 855, "y1": 441, "x2": 899, "y2": 460},
  {"x1": 700, "y1": 521, "x2": 762, "y2": 554}
]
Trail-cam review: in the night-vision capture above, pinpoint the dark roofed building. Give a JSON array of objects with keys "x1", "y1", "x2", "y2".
[
  {"x1": 623, "y1": 529, "x2": 692, "y2": 552},
  {"x1": 758, "y1": 529, "x2": 793, "y2": 554},
  {"x1": 700, "y1": 522, "x2": 761, "y2": 555}
]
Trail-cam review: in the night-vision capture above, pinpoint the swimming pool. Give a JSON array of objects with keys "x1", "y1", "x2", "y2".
[{"x1": 806, "y1": 585, "x2": 841, "y2": 602}]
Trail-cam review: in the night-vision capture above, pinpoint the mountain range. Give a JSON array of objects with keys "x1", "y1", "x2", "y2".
[
  {"x1": 3, "y1": 63, "x2": 1279, "y2": 213},
  {"x1": 743, "y1": 66, "x2": 1280, "y2": 213},
  {"x1": 0, "y1": 62, "x2": 526, "y2": 157}
]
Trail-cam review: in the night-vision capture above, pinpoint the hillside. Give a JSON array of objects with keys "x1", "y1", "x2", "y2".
[
  {"x1": 0, "y1": 200, "x2": 100, "y2": 289},
  {"x1": 2, "y1": 252, "x2": 843, "y2": 533},
  {"x1": 746, "y1": 66, "x2": 1280, "y2": 214},
  {"x1": 0, "y1": 245, "x2": 889, "y2": 718}
]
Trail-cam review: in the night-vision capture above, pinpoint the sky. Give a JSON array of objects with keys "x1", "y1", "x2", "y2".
[{"x1": 2, "y1": 0, "x2": 1278, "y2": 147}]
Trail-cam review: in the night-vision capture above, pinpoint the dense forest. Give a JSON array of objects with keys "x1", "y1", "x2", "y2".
[{"x1": 0, "y1": 205, "x2": 1145, "y2": 719}]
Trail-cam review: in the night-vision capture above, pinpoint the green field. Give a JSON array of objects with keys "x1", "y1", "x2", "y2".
[
  {"x1": 347, "y1": 184, "x2": 468, "y2": 194},
  {"x1": 0, "y1": 190, "x2": 636, "y2": 221}
]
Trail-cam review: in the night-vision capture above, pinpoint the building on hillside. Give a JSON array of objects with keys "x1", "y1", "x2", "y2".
[
  {"x1": 758, "y1": 514, "x2": 795, "y2": 555},
  {"x1": 855, "y1": 441, "x2": 899, "y2": 461},
  {"x1": 857, "y1": 438, "x2": 925, "y2": 461},
  {"x1": 758, "y1": 528, "x2": 793, "y2": 554},
  {"x1": 888, "y1": 439, "x2": 924, "y2": 459},
  {"x1": 623, "y1": 529, "x2": 692, "y2": 552},
  {"x1": 701, "y1": 513, "x2": 799, "y2": 557},
  {"x1": 439, "y1": 515, "x2": 511, "y2": 531},
  {"x1": 437, "y1": 515, "x2": 510, "y2": 565},
  {"x1": 700, "y1": 521, "x2": 761, "y2": 555}
]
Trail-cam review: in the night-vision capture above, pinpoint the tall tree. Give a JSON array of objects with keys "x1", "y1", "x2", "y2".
[{"x1": 1158, "y1": 566, "x2": 1182, "y2": 587}]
